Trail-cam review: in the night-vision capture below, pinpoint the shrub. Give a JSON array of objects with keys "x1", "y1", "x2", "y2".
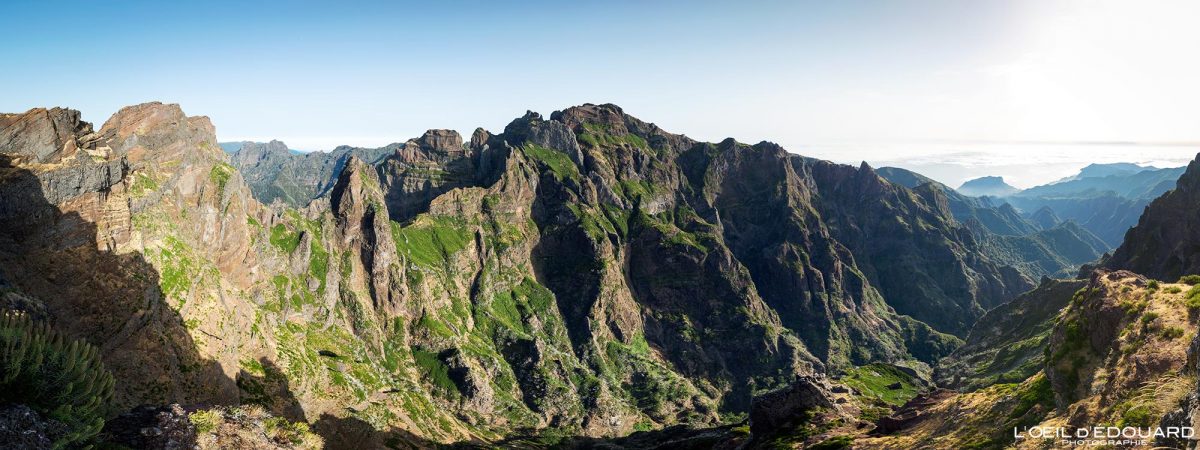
[
  {"x1": 1186, "y1": 286, "x2": 1200, "y2": 309},
  {"x1": 1163, "y1": 327, "x2": 1186, "y2": 340},
  {"x1": 189, "y1": 409, "x2": 222, "y2": 434},
  {"x1": 0, "y1": 311, "x2": 115, "y2": 448},
  {"x1": 1165, "y1": 286, "x2": 1183, "y2": 294},
  {"x1": 1179, "y1": 275, "x2": 1200, "y2": 285},
  {"x1": 263, "y1": 416, "x2": 315, "y2": 445},
  {"x1": 1147, "y1": 280, "x2": 1160, "y2": 291},
  {"x1": 1141, "y1": 312, "x2": 1160, "y2": 324}
]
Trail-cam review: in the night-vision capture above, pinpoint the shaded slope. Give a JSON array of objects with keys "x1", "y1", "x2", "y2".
[{"x1": 1104, "y1": 153, "x2": 1200, "y2": 280}]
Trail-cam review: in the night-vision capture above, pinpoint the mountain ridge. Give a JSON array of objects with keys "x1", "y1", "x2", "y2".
[{"x1": 2, "y1": 101, "x2": 1193, "y2": 448}]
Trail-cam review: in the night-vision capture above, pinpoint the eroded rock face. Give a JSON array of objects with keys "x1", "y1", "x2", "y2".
[
  {"x1": 1104, "y1": 153, "x2": 1200, "y2": 280},
  {"x1": 378, "y1": 129, "x2": 485, "y2": 222},
  {"x1": 0, "y1": 107, "x2": 92, "y2": 164},
  {"x1": 0, "y1": 101, "x2": 1052, "y2": 445}
]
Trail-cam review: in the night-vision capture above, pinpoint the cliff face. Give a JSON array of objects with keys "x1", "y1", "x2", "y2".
[
  {"x1": 1104, "y1": 153, "x2": 1200, "y2": 280},
  {"x1": 0, "y1": 102, "x2": 1053, "y2": 445}
]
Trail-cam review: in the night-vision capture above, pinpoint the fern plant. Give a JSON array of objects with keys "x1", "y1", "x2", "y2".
[{"x1": 0, "y1": 311, "x2": 115, "y2": 448}]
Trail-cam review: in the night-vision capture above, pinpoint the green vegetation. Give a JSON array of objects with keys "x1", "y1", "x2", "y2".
[
  {"x1": 1187, "y1": 285, "x2": 1200, "y2": 309},
  {"x1": 1008, "y1": 375, "x2": 1054, "y2": 420},
  {"x1": 1162, "y1": 326, "x2": 1186, "y2": 339},
  {"x1": 209, "y1": 162, "x2": 235, "y2": 192},
  {"x1": 567, "y1": 203, "x2": 620, "y2": 241},
  {"x1": 411, "y1": 348, "x2": 457, "y2": 396},
  {"x1": 263, "y1": 416, "x2": 317, "y2": 445},
  {"x1": 1165, "y1": 286, "x2": 1183, "y2": 294},
  {"x1": 269, "y1": 224, "x2": 302, "y2": 254},
  {"x1": 189, "y1": 409, "x2": 221, "y2": 434},
  {"x1": 391, "y1": 216, "x2": 472, "y2": 269},
  {"x1": 757, "y1": 408, "x2": 838, "y2": 449},
  {"x1": 618, "y1": 179, "x2": 656, "y2": 201},
  {"x1": 308, "y1": 240, "x2": 329, "y2": 294},
  {"x1": 487, "y1": 277, "x2": 556, "y2": 336},
  {"x1": 577, "y1": 123, "x2": 650, "y2": 150},
  {"x1": 632, "y1": 209, "x2": 714, "y2": 253},
  {"x1": 1049, "y1": 317, "x2": 1089, "y2": 398},
  {"x1": 521, "y1": 143, "x2": 580, "y2": 182},
  {"x1": 0, "y1": 312, "x2": 115, "y2": 448},
  {"x1": 130, "y1": 172, "x2": 159, "y2": 197},
  {"x1": 1179, "y1": 275, "x2": 1200, "y2": 285},
  {"x1": 841, "y1": 363, "x2": 919, "y2": 407},
  {"x1": 1117, "y1": 402, "x2": 1157, "y2": 428},
  {"x1": 157, "y1": 235, "x2": 198, "y2": 303}
]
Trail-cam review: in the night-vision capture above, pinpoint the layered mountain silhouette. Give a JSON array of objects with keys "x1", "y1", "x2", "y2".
[
  {"x1": 945, "y1": 163, "x2": 1186, "y2": 249},
  {"x1": 878, "y1": 167, "x2": 1107, "y2": 278}
]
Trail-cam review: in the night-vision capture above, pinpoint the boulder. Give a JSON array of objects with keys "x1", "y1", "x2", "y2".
[{"x1": 749, "y1": 376, "x2": 838, "y2": 436}]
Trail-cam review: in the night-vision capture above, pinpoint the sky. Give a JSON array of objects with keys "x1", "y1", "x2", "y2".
[{"x1": 2, "y1": 0, "x2": 1198, "y2": 187}]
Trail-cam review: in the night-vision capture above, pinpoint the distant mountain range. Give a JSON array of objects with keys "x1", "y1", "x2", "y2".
[
  {"x1": 878, "y1": 167, "x2": 1108, "y2": 278},
  {"x1": 949, "y1": 163, "x2": 1187, "y2": 248},
  {"x1": 219, "y1": 141, "x2": 306, "y2": 155},
  {"x1": 224, "y1": 140, "x2": 394, "y2": 207}
]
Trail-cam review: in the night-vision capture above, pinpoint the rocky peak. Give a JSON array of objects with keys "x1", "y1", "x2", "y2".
[
  {"x1": 253, "y1": 140, "x2": 290, "y2": 153},
  {"x1": 501, "y1": 110, "x2": 583, "y2": 166},
  {"x1": 410, "y1": 129, "x2": 464, "y2": 154},
  {"x1": 99, "y1": 102, "x2": 188, "y2": 138},
  {"x1": 329, "y1": 155, "x2": 402, "y2": 317},
  {"x1": 0, "y1": 107, "x2": 93, "y2": 164},
  {"x1": 95, "y1": 102, "x2": 219, "y2": 163},
  {"x1": 502, "y1": 110, "x2": 544, "y2": 137},
  {"x1": 390, "y1": 130, "x2": 468, "y2": 165},
  {"x1": 468, "y1": 128, "x2": 491, "y2": 150},
  {"x1": 551, "y1": 103, "x2": 629, "y2": 133},
  {"x1": 330, "y1": 156, "x2": 382, "y2": 218}
]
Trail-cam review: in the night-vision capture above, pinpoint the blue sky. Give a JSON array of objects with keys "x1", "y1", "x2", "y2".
[{"x1": 2, "y1": 0, "x2": 1198, "y2": 185}]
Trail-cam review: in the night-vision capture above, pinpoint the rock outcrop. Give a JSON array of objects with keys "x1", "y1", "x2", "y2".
[
  {"x1": 1104, "y1": 153, "x2": 1200, "y2": 280},
  {"x1": 748, "y1": 376, "x2": 840, "y2": 436},
  {"x1": 0, "y1": 107, "x2": 92, "y2": 164}
]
